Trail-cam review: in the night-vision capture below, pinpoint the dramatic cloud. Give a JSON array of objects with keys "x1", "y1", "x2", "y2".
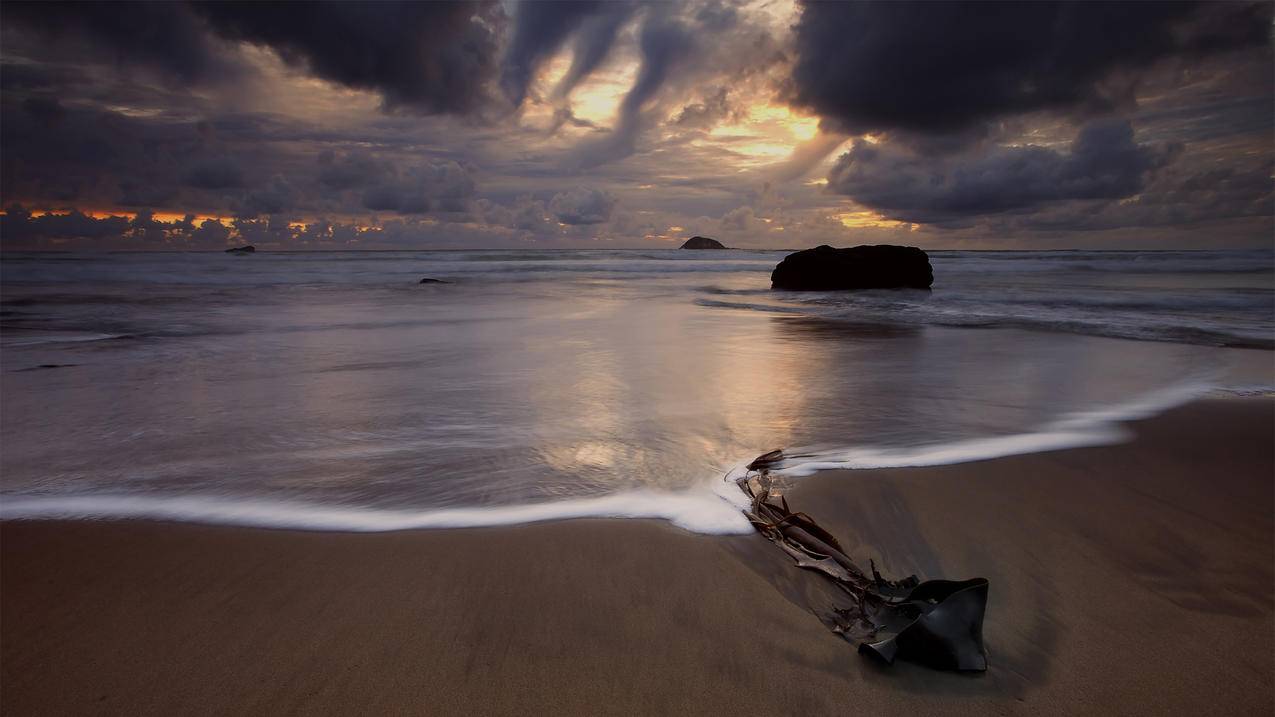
[
  {"x1": 1, "y1": 205, "x2": 129, "y2": 242},
  {"x1": 673, "y1": 88, "x2": 737, "y2": 129},
  {"x1": 0, "y1": 1, "x2": 240, "y2": 84},
  {"x1": 360, "y1": 161, "x2": 477, "y2": 215},
  {"x1": 573, "y1": 9, "x2": 695, "y2": 166},
  {"x1": 501, "y1": 1, "x2": 635, "y2": 108},
  {"x1": 2, "y1": 1, "x2": 505, "y2": 114},
  {"x1": 790, "y1": 1, "x2": 1272, "y2": 137},
  {"x1": 550, "y1": 3, "x2": 637, "y2": 101},
  {"x1": 720, "y1": 205, "x2": 756, "y2": 231},
  {"x1": 550, "y1": 187, "x2": 616, "y2": 225},
  {"x1": 827, "y1": 120, "x2": 1174, "y2": 223},
  {"x1": 317, "y1": 153, "x2": 382, "y2": 192},
  {"x1": 0, "y1": 1, "x2": 1270, "y2": 249},
  {"x1": 193, "y1": 1, "x2": 503, "y2": 114},
  {"x1": 184, "y1": 158, "x2": 245, "y2": 190}
]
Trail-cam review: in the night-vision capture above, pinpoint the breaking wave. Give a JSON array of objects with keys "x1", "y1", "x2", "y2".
[{"x1": 4, "y1": 380, "x2": 1252, "y2": 535}]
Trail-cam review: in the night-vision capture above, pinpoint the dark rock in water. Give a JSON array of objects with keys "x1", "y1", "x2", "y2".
[
  {"x1": 680, "y1": 235, "x2": 727, "y2": 250},
  {"x1": 419, "y1": 278, "x2": 451, "y2": 284},
  {"x1": 771, "y1": 244, "x2": 932, "y2": 290},
  {"x1": 225, "y1": 245, "x2": 255, "y2": 254},
  {"x1": 15, "y1": 363, "x2": 78, "y2": 372}
]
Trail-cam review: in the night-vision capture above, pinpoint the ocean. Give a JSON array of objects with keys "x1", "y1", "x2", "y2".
[{"x1": 2, "y1": 248, "x2": 1272, "y2": 533}]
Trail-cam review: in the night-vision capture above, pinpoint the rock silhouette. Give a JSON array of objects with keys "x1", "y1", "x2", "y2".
[
  {"x1": 680, "y1": 236, "x2": 727, "y2": 250},
  {"x1": 771, "y1": 244, "x2": 932, "y2": 290}
]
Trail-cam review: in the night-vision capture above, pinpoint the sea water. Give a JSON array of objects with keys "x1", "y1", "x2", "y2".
[{"x1": 2, "y1": 249, "x2": 1271, "y2": 533}]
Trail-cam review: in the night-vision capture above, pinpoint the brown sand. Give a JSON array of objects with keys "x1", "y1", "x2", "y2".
[{"x1": 2, "y1": 399, "x2": 1271, "y2": 715}]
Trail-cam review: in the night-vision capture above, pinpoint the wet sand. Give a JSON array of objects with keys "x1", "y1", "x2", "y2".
[{"x1": 2, "y1": 399, "x2": 1271, "y2": 715}]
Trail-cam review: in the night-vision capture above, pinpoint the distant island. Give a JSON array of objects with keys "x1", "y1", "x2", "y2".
[
  {"x1": 225, "y1": 245, "x2": 256, "y2": 255},
  {"x1": 679, "y1": 236, "x2": 727, "y2": 250}
]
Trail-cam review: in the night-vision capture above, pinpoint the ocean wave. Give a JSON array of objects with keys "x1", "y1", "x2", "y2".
[
  {"x1": 0, "y1": 332, "x2": 133, "y2": 347},
  {"x1": 1, "y1": 380, "x2": 1241, "y2": 535},
  {"x1": 908, "y1": 315, "x2": 1274, "y2": 350},
  {"x1": 0, "y1": 486, "x2": 757, "y2": 535},
  {"x1": 693, "y1": 298, "x2": 806, "y2": 314},
  {"x1": 696, "y1": 294, "x2": 1275, "y2": 349},
  {"x1": 764, "y1": 379, "x2": 1217, "y2": 477}
]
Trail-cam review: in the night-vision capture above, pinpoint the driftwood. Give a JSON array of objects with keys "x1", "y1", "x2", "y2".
[{"x1": 737, "y1": 449, "x2": 989, "y2": 672}]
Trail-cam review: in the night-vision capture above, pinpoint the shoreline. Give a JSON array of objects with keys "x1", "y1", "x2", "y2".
[
  {"x1": 4, "y1": 385, "x2": 1270, "y2": 535},
  {"x1": 3, "y1": 397, "x2": 1272, "y2": 714}
]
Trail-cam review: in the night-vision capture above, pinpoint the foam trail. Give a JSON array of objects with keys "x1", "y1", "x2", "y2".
[
  {"x1": 771, "y1": 379, "x2": 1219, "y2": 477},
  {"x1": 0, "y1": 489, "x2": 757, "y2": 535},
  {"x1": 0, "y1": 380, "x2": 1237, "y2": 536}
]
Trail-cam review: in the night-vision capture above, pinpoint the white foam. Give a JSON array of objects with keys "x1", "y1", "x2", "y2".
[
  {"x1": 770, "y1": 379, "x2": 1217, "y2": 476},
  {"x1": 0, "y1": 379, "x2": 1242, "y2": 535},
  {"x1": 0, "y1": 488, "x2": 757, "y2": 535}
]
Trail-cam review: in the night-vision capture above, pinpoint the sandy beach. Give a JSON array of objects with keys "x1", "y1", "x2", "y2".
[
  {"x1": 4, "y1": 1, "x2": 1273, "y2": 714},
  {"x1": 3, "y1": 398, "x2": 1271, "y2": 715}
]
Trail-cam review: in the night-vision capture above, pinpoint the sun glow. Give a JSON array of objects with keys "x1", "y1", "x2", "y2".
[
  {"x1": 567, "y1": 64, "x2": 637, "y2": 126},
  {"x1": 707, "y1": 102, "x2": 823, "y2": 165},
  {"x1": 523, "y1": 48, "x2": 638, "y2": 130},
  {"x1": 834, "y1": 210, "x2": 915, "y2": 231},
  {"x1": 2, "y1": 208, "x2": 233, "y2": 225}
]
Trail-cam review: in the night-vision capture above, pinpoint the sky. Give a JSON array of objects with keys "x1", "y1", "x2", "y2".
[{"x1": 0, "y1": 0, "x2": 1271, "y2": 251}]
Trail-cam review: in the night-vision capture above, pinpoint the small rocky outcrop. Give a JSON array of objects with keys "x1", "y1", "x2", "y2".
[
  {"x1": 419, "y1": 278, "x2": 451, "y2": 284},
  {"x1": 680, "y1": 236, "x2": 727, "y2": 250},
  {"x1": 225, "y1": 245, "x2": 255, "y2": 254},
  {"x1": 771, "y1": 244, "x2": 933, "y2": 291}
]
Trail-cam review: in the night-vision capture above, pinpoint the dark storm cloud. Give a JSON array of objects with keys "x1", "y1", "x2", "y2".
[
  {"x1": 317, "y1": 152, "x2": 383, "y2": 192},
  {"x1": 193, "y1": 1, "x2": 503, "y2": 114},
  {"x1": 550, "y1": 3, "x2": 637, "y2": 102},
  {"x1": 502, "y1": 1, "x2": 613, "y2": 107},
  {"x1": 0, "y1": 1, "x2": 239, "y2": 84},
  {"x1": 2, "y1": 1, "x2": 505, "y2": 115},
  {"x1": 0, "y1": 97, "x2": 178, "y2": 206},
  {"x1": 118, "y1": 180, "x2": 179, "y2": 209},
  {"x1": 2, "y1": 0, "x2": 1270, "y2": 249},
  {"x1": 0, "y1": 81, "x2": 480, "y2": 220},
  {"x1": 361, "y1": 160, "x2": 477, "y2": 214},
  {"x1": 623, "y1": 15, "x2": 694, "y2": 127},
  {"x1": 314, "y1": 152, "x2": 478, "y2": 215},
  {"x1": 790, "y1": 1, "x2": 1272, "y2": 137},
  {"x1": 827, "y1": 120, "x2": 1175, "y2": 223},
  {"x1": 574, "y1": 9, "x2": 694, "y2": 166},
  {"x1": 1006, "y1": 146, "x2": 1274, "y2": 232},
  {"x1": 0, "y1": 93, "x2": 301, "y2": 215},
  {"x1": 237, "y1": 175, "x2": 296, "y2": 217},
  {"x1": 184, "y1": 158, "x2": 245, "y2": 189},
  {"x1": 0, "y1": 204, "x2": 264, "y2": 249},
  {"x1": 1, "y1": 205, "x2": 128, "y2": 242}
]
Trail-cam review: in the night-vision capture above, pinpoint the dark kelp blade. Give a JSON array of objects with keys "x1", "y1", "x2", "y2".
[
  {"x1": 739, "y1": 449, "x2": 989, "y2": 673},
  {"x1": 746, "y1": 449, "x2": 784, "y2": 472},
  {"x1": 859, "y1": 578, "x2": 989, "y2": 671}
]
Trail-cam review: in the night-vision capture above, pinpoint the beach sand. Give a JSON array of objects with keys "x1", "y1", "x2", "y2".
[{"x1": 2, "y1": 399, "x2": 1271, "y2": 715}]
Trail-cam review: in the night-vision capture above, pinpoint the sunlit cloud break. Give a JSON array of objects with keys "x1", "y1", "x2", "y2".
[{"x1": 1, "y1": 0, "x2": 1270, "y2": 250}]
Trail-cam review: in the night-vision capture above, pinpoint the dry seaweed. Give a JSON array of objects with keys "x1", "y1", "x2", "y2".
[{"x1": 735, "y1": 450, "x2": 989, "y2": 672}]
